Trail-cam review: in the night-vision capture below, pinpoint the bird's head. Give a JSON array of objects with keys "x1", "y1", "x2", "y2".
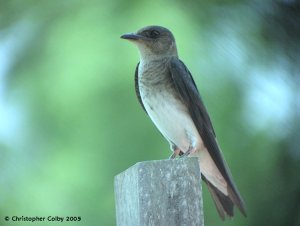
[{"x1": 121, "y1": 26, "x2": 178, "y2": 61}]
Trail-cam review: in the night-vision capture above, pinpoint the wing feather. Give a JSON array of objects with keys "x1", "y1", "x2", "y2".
[
  {"x1": 134, "y1": 62, "x2": 147, "y2": 112},
  {"x1": 168, "y1": 57, "x2": 246, "y2": 217}
]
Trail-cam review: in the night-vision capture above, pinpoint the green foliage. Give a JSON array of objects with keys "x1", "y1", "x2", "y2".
[{"x1": 1, "y1": 1, "x2": 299, "y2": 226}]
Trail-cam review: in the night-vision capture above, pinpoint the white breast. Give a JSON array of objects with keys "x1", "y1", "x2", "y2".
[{"x1": 140, "y1": 86, "x2": 201, "y2": 153}]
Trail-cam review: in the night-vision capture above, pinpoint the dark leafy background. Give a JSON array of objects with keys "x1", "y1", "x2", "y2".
[{"x1": 0, "y1": 0, "x2": 299, "y2": 225}]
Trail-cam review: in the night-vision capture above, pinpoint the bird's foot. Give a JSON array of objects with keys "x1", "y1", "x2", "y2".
[
  {"x1": 169, "y1": 148, "x2": 181, "y2": 159},
  {"x1": 180, "y1": 147, "x2": 196, "y2": 158}
]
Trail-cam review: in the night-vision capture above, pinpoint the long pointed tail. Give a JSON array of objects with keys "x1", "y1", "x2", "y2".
[{"x1": 202, "y1": 175, "x2": 247, "y2": 220}]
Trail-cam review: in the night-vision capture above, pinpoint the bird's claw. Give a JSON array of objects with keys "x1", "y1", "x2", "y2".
[{"x1": 169, "y1": 148, "x2": 181, "y2": 159}]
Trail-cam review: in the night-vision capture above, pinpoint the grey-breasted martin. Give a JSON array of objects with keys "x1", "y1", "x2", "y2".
[{"x1": 121, "y1": 25, "x2": 246, "y2": 220}]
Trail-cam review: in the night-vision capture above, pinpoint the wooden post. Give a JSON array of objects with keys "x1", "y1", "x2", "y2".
[{"x1": 114, "y1": 157, "x2": 204, "y2": 226}]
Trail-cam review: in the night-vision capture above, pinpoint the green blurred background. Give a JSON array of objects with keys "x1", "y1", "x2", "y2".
[{"x1": 1, "y1": 0, "x2": 299, "y2": 225}]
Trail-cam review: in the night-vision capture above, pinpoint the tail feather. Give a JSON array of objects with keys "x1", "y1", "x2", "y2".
[
  {"x1": 227, "y1": 180, "x2": 247, "y2": 217},
  {"x1": 203, "y1": 176, "x2": 233, "y2": 220},
  {"x1": 203, "y1": 175, "x2": 247, "y2": 220}
]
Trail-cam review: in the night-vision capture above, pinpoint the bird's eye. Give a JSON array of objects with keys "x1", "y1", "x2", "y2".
[{"x1": 149, "y1": 30, "x2": 160, "y2": 39}]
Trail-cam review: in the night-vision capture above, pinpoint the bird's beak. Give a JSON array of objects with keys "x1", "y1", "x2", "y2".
[{"x1": 120, "y1": 33, "x2": 143, "y2": 41}]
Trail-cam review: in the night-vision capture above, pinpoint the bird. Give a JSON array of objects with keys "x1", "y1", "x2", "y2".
[{"x1": 121, "y1": 25, "x2": 246, "y2": 220}]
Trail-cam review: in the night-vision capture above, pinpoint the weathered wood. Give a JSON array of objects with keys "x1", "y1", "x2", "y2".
[{"x1": 114, "y1": 157, "x2": 204, "y2": 226}]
